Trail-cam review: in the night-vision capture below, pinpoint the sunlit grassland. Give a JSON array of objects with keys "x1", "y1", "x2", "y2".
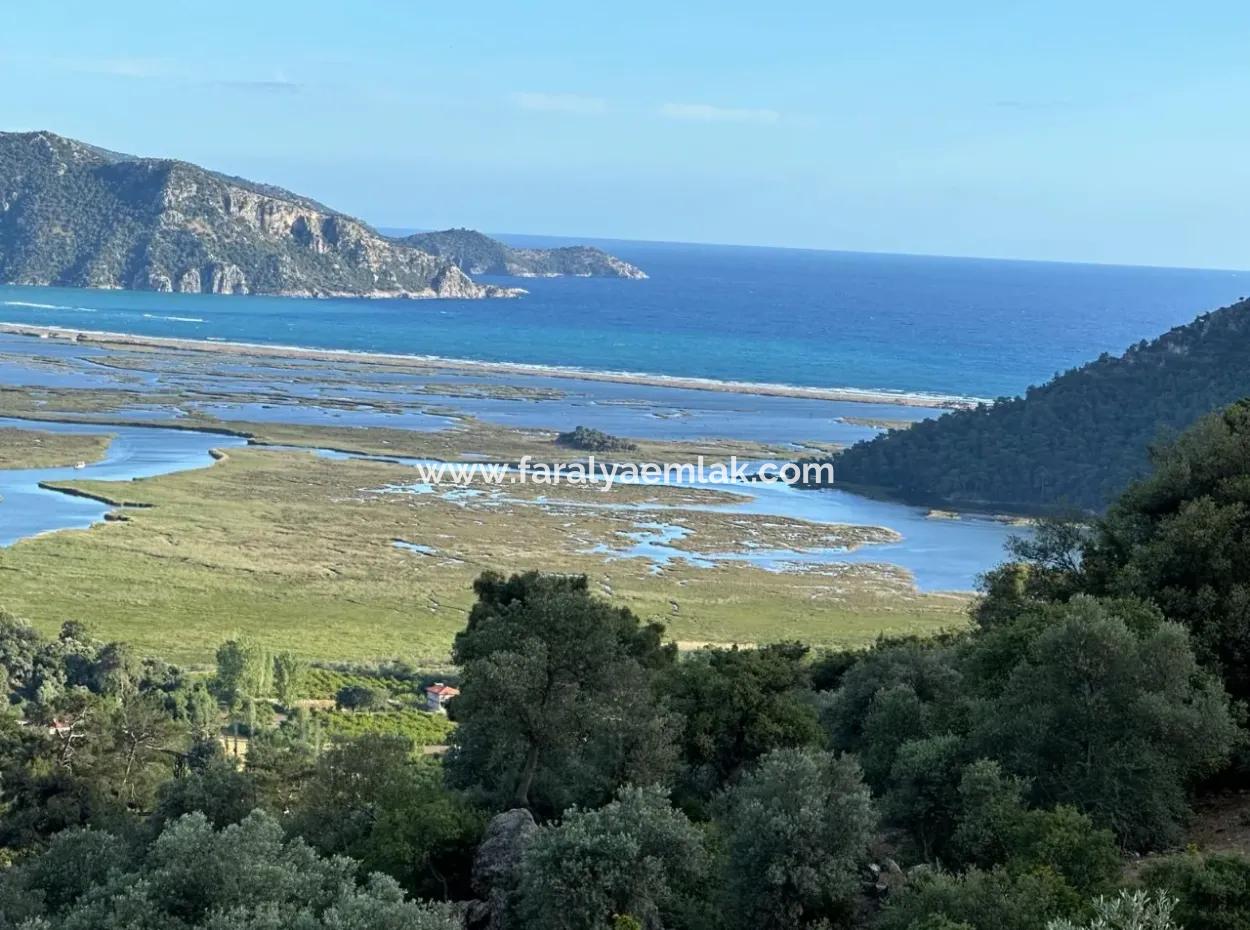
[
  {"x1": 0, "y1": 426, "x2": 111, "y2": 468},
  {"x1": 0, "y1": 447, "x2": 969, "y2": 664}
]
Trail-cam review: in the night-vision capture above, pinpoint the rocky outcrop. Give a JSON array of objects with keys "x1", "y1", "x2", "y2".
[
  {"x1": 0, "y1": 131, "x2": 524, "y2": 300},
  {"x1": 465, "y1": 808, "x2": 538, "y2": 930},
  {"x1": 401, "y1": 228, "x2": 647, "y2": 279}
]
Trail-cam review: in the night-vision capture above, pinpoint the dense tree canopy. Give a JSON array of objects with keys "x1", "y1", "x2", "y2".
[
  {"x1": 517, "y1": 786, "x2": 708, "y2": 930},
  {"x1": 715, "y1": 748, "x2": 875, "y2": 930},
  {"x1": 1081, "y1": 399, "x2": 1250, "y2": 701},
  {"x1": 0, "y1": 811, "x2": 462, "y2": 930},
  {"x1": 446, "y1": 571, "x2": 677, "y2": 815},
  {"x1": 660, "y1": 642, "x2": 824, "y2": 811}
]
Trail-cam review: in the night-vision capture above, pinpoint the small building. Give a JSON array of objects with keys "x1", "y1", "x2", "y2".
[{"x1": 425, "y1": 682, "x2": 459, "y2": 714}]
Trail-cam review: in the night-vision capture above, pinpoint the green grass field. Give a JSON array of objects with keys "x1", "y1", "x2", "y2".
[
  {"x1": 0, "y1": 443, "x2": 969, "y2": 665},
  {"x1": 0, "y1": 427, "x2": 112, "y2": 469}
]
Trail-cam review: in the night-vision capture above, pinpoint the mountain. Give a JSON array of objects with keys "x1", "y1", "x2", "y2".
[
  {"x1": 399, "y1": 228, "x2": 647, "y2": 279},
  {"x1": 0, "y1": 131, "x2": 522, "y2": 299},
  {"x1": 814, "y1": 296, "x2": 1250, "y2": 514}
]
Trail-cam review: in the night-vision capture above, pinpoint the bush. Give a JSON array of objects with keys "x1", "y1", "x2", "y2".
[
  {"x1": 336, "y1": 683, "x2": 390, "y2": 711},
  {"x1": 555, "y1": 426, "x2": 638, "y2": 452},
  {"x1": 1141, "y1": 852, "x2": 1250, "y2": 930},
  {"x1": 876, "y1": 866, "x2": 1078, "y2": 930}
]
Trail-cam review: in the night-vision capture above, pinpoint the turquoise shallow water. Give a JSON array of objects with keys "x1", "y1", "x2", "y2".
[
  {"x1": 0, "y1": 418, "x2": 247, "y2": 545},
  {"x1": 0, "y1": 238, "x2": 1245, "y2": 398}
]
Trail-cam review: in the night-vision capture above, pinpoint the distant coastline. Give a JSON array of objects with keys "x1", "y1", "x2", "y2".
[{"x1": 0, "y1": 322, "x2": 979, "y2": 409}]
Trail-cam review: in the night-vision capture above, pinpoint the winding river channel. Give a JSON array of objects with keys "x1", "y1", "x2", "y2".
[{"x1": 0, "y1": 417, "x2": 1021, "y2": 591}]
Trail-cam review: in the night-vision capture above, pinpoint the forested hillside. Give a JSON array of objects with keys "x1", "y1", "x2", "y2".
[{"x1": 823, "y1": 296, "x2": 1250, "y2": 512}]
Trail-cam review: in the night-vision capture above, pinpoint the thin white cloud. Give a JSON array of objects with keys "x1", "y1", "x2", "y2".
[
  {"x1": 4, "y1": 55, "x2": 303, "y2": 93},
  {"x1": 55, "y1": 56, "x2": 169, "y2": 79},
  {"x1": 211, "y1": 71, "x2": 303, "y2": 94},
  {"x1": 512, "y1": 92, "x2": 608, "y2": 115},
  {"x1": 659, "y1": 102, "x2": 781, "y2": 124}
]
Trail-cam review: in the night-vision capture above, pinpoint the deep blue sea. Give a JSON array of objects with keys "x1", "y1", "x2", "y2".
[{"x1": 0, "y1": 236, "x2": 1245, "y2": 398}]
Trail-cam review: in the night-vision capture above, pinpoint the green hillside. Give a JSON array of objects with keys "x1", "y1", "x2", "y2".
[{"x1": 821, "y1": 296, "x2": 1250, "y2": 512}]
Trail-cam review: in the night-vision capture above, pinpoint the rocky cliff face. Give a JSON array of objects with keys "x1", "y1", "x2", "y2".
[
  {"x1": 0, "y1": 131, "x2": 521, "y2": 299},
  {"x1": 401, "y1": 228, "x2": 647, "y2": 279}
]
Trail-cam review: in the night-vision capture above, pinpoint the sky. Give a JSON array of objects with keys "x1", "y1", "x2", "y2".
[{"x1": 3, "y1": 1, "x2": 1250, "y2": 269}]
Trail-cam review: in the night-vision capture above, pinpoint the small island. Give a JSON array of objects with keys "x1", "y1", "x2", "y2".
[{"x1": 398, "y1": 228, "x2": 647, "y2": 279}]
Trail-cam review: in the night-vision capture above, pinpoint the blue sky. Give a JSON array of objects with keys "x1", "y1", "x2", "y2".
[{"x1": 4, "y1": 1, "x2": 1250, "y2": 268}]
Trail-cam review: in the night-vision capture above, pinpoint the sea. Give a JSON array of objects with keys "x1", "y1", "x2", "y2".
[{"x1": 0, "y1": 235, "x2": 1245, "y2": 399}]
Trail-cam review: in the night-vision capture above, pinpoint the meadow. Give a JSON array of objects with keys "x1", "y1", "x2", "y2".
[
  {"x1": 0, "y1": 442, "x2": 968, "y2": 665},
  {"x1": 0, "y1": 426, "x2": 111, "y2": 468}
]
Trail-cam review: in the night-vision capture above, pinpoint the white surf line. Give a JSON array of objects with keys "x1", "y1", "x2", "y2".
[{"x1": 0, "y1": 322, "x2": 985, "y2": 410}]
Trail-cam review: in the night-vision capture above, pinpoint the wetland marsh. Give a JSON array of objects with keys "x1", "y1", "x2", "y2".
[{"x1": 0, "y1": 329, "x2": 1017, "y2": 663}]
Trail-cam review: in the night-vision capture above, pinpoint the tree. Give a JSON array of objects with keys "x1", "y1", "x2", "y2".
[
  {"x1": 1083, "y1": 399, "x2": 1250, "y2": 703},
  {"x1": 286, "y1": 732, "x2": 485, "y2": 899},
  {"x1": 213, "y1": 638, "x2": 270, "y2": 708},
  {"x1": 335, "y1": 682, "x2": 389, "y2": 711},
  {"x1": 822, "y1": 637, "x2": 961, "y2": 752},
  {"x1": 821, "y1": 636, "x2": 961, "y2": 789},
  {"x1": 714, "y1": 748, "x2": 875, "y2": 930},
  {"x1": 661, "y1": 643, "x2": 824, "y2": 810},
  {"x1": 517, "y1": 786, "x2": 708, "y2": 930},
  {"x1": 245, "y1": 727, "x2": 317, "y2": 813},
  {"x1": 446, "y1": 571, "x2": 677, "y2": 814},
  {"x1": 972, "y1": 596, "x2": 1238, "y2": 849},
  {"x1": 360, "y1": 758, "x2": 486, "y2": 900},
  {"x1": 167, "y1": 681, "x2": 220, "y2": 741},
  {"x1": 950, "y1": 760, "x2": 1119, "y2": 896},
  {"x1": 78, "y1": 691, "x2": 183, "y2": 810},
  {"x1": 973, "y1": 517, "x2": 1089, "y2": 630},
  {"x1": 882, "y1": 732, "x2": 964, "y2": 860},
  {"x1": 149, "y1": 756, "x2": 260, "y2": 833},
  {"x1": 272, "y1": 652, "x2": 307, "y2": 710}
]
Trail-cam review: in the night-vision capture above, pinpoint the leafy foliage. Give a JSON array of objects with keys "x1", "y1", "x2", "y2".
[
  {"x1": 876, "y1": 866, "x2": 1079, "y2": 930},
  {"x1": 715, "y1": 748, "x2": 875, "y2": 930},
  {"x1": 272, "y1": 652, "x2": 307, "y2": 709},
  {"x1": 286, "y1": 734, "x2": 485, "y2": 900},
  {"x1": 970, "y1": 598, "x2": 1236, "y2": 848},
  {"x1": 661, "y1": 642, "x2": 825, "y2": 811},
  {"x1": 0, "y1": 811, "x2": 463, "y2": 929},
  {"x1": 517, "y1": 786, "x2": 708, "y2": 930},
  {"x1": 304, "y1": 666, "x2": 423, "y2": 702},
  {"x1": 1081, "y1": 399, "x2": 1250, "y2": 702},
  {"x1": 1047, "y1": 890, "x2": 1180, "y2": 930},
  {"x1": 1141, "y1": 853, "x2": 1250, "y2": 930},
  {"x1": 824, "y1": 596, "x2": 1236, "y2": 853},
  {"x1": 335, "y1": 682, "x2": 390, "y2": 711},
  {"x1": 446, "y1": 571, "x2": 678, "y2": 815}
]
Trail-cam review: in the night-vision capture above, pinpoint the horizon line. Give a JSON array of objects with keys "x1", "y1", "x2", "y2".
[{"x1": 379, "y1": 224, "x2": 1250, "y2": 277}]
